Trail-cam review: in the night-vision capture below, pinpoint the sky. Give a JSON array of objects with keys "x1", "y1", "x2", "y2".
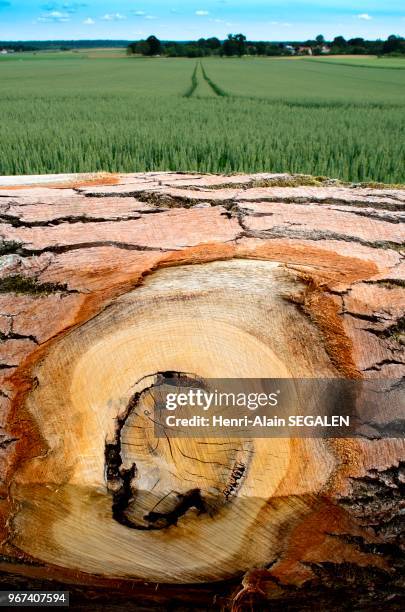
[{"x1": 0, "y1": 1, "x2": 404, "y2": 41}]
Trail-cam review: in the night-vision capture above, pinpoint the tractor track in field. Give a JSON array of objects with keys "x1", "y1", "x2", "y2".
[
  {"x1": 200, "y1": 63, "x2": 229, "y2": 97},
  {"x1": 183, "y1": 62, "x2": 229, "y2": 98},
  {"x1": 183, "y1": 63, "x2": 198, "y2": 97}
]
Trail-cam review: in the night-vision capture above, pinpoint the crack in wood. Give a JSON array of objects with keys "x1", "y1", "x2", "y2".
[
  {"x1": 0, "y1": 212, "x2": 144, "y2": 228},
  {"x1": 105, "y1": 372, "x2": 210, "y2": 531},
  {"x1": 0, "y1": 240, "x2": 169, "y2": 258},
  {"x1": 363, "y1": 358, "x2": 405, "y2": 371},
  {"x1": 240, "y1": 225, "x2": 404, "y2": 252}
]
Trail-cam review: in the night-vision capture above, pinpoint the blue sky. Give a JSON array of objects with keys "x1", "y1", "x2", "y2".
[{"x1": 0, "y1": 1, "x2": 404, "y2": 41}]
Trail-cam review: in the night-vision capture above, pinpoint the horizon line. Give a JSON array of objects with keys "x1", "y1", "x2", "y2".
[{"x1": 0, "y1": 35, "x2": 397, "y2": 43}]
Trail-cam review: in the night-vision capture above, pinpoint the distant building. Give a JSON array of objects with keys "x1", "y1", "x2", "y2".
[
  {"x1": 0, "y1": 49, "x2": 8, "y2": 55},
  {"x1": 297, "y1": 46, "x2": 313, "y2": 56},
  {"x1": 285, "y1": 45, "x2": 296, "y2": 55},
  {"x1": 321, "y1": 45, "x2": 331, "y2": 54}
]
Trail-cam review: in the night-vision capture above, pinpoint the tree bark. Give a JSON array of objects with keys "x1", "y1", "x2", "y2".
[{"x1": 0, "y1": 172, "x2": 404, "y2": 610}]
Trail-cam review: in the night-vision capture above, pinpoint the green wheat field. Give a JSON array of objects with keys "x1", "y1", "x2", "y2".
[{"x1": 1, "y1": 51, "x2": 404, "y2": 182}]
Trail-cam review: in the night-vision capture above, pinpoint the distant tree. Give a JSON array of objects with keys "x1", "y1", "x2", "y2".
[
  {"x1": 315, "y1": 34, "x2": 325, "y2": 45},
  {"x1": 254, "y1": 42, "x2": 267, "y2": 55},
  {"x1": 137, "y1": 41, "x2": 151, "y2": 55},
  {"x1": 205, "y1": 37, "x2": 221, "y2": 50},
  {"x1": 222, "y1": 33, "x2": 247, "y2": 57},
  {"x1": 368, "y1": 39, "x2": 384, "y2": 55},
  {"x1": 145, "y1": 35, "x2": 162, "y2": 56},
  {"x1": 348, "y1": 37, "x2": 365, "y2": 46},
  {"x1": 347, "y1": 37, "x2": 366, "y2": 54},
  {"x1": 183, "y1": 44, "x2": 204, "y2": 58},
  {"x1": 127, "y1": 37, "x2": 162, "y2": 56},
  {"x1": 383, "y1": 34, "x2": 404, "y2": 54},
  {"x1": 332, "y1": 36, "x2": 347, "y2": 48},
  {"x1": 127, "y1": 42, "x2": 137, "y2": 55},
  {"x1": 266, "y1": 44, "x2": 283, "y2": 56},
  {"x1": 235, "y1": 34, "x2": 247, "y2": 55},
  {"x1": 222, "y1": 36, "x2": 234, "y2": 56},
  {"x1": 164, "y1": 43, "x2": 181, "y2": 57}
]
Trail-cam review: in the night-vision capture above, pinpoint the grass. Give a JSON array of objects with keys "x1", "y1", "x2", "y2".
[
  {"x1": 194, "y1": 63, "x2": 218, "y2": 97},
  {"x1": 0, "y1": 52, "x2": 404, "y2": 182},
  {"x1": 184, "y1": 63, "x2": 199, "y2": 98},
  {"x1": 200, "y1": 63, "x2": 228, "y2": 97},
  {"x1": 204, "y1": 56, "x2": 405, "y2": 104},
  {"x1": 305, "y1": 56, "x2": 405, "y2": 69}
]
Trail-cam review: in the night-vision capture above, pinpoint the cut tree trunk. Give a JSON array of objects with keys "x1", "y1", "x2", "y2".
[{"x1": 0, "y1": 172, "x2": 404, "y2": 610}]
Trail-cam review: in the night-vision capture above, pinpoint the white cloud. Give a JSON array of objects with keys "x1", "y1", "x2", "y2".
[
  {"x1": 195, "y1": 10, "x2": 209, "y2": 16},
  {"x1": 36, "y1": 10, "x2": 71, "y2": 22},
  {"x1": 132, "y1": 10, "x2": 156, "y2": 20},
  {"x1": 357, "y1": 13, "x2": 372, "y2": 20},
  {"x1": 83, "y1": 17, "x2": 94, "y2": 25},
  {"x1": 269, "y1": 21, "x2": 291, "y2": 27},
  {"x1": 101, "y1": 13, "x2": 126, "y2": 21}
]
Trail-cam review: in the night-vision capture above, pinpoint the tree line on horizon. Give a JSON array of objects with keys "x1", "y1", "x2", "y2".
[
  {"x1": 0, "y1": 40, "x2": 129, "y2": 52},
  {"x1": 127, "y1": 33, "x2": 405, "y2": 58},
  {"x1": 1, "y1": 35, "x2": 404, "y2": 57}
]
